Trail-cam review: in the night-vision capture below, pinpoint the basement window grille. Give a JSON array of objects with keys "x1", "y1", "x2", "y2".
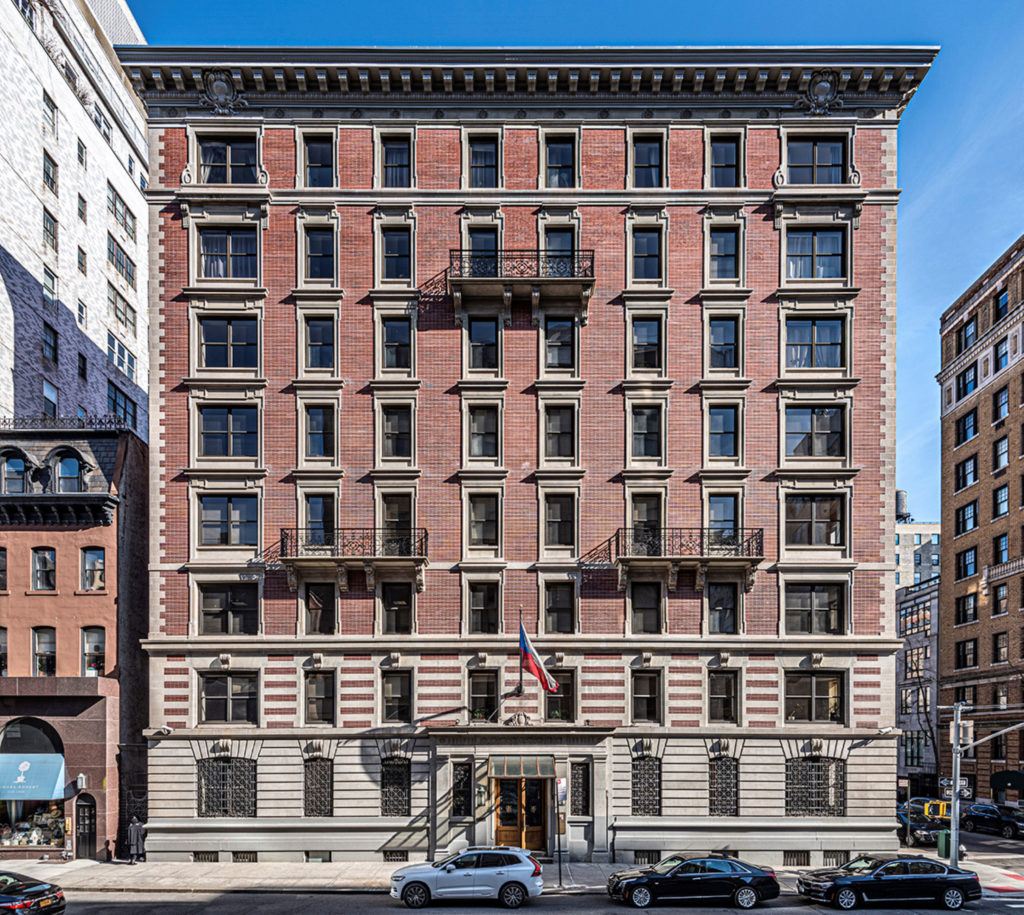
[
  {"x1": 383, "y1": 850, "x2": 409, "y2": 862},
  {"x1": 303, "y1": 757, "x2": 333, "y2": 817},
  {"x1": 196, "y1": 757, "x2": 257, "y2": 818},
  {"x1": 784, "y1": 757, "x2": 846, "y2": 817},
  {"x1": 381, "y1": 757, "x2": 412, "y2": 817},
  {"x1": 232, "y1": 851, "x2": 257, "y2": 863},
  {"x1": 709, "y1": 757, "x2": 739, "y2": 817},
  {"x1": 634, "y1": 850, "x2": 660, "y2": 865},
  {"x1": 784, "y1": 850, "x2": 811, "y2": 867},
  {"x1": 823, "y1": 850, "x2": 850, "y2": 868},
  {"x1": 570, "y1": 761, "x2": 592, "y2": 817},
  {"x1": 192, "y1": 851, "x2": 218, "y2": 863},
  {"x1": 631, "y1": 756, "x2": 661, "y2": 816}
]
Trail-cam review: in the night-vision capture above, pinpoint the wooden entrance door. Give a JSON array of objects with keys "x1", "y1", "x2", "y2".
[{"x1": 494, "y1": 778, "x2": 547, "y2": 855}]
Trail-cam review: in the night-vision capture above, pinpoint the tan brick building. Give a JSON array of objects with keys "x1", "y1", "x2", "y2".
[
  {"x1": 119, "y1": 46, "x2": 934, "y2": 864},
  {"x1": 937, "y1": 233, "x2": 1024, "y2": 804}
]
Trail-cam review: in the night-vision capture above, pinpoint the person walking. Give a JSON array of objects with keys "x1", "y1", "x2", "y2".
[{"x1": 127, "y1": 816, "x2": 145, "y2": 864}]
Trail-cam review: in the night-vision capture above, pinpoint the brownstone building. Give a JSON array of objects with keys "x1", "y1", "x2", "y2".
[
  {"x1": 0, "y1": 418, "x2": 148, "y2": 859},
  {"x1": 937, "y1": 233, "x2": 1024, "y2": 804},
  {"x1": 119, "y1": 46, "x2": 933, "y2": 864}
]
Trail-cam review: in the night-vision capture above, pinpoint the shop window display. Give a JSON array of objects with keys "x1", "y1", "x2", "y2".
[{"x1": 0, "y1": 719, "x2": 67, "y2": 850}]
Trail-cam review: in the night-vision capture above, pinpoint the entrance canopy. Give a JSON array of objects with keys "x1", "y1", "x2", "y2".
[
  {"x1": 0, "y1": 754, "x2": 67, "y2": 800},
  {"x1": 488, "y1": 755, "x2": 555, "y2": 779},
  {"x1": 991, "y1": 770, "x2": 1024, "y2": 793}
]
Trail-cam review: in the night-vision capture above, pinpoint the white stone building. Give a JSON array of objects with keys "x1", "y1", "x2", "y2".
[{"x1": 0, "y1": 0, "x2": 148, "y2": 434}]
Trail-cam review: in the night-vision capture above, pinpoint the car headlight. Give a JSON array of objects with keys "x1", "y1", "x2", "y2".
[{"x1": 392, "y1": 875, "x2": 406, "y2": 882}]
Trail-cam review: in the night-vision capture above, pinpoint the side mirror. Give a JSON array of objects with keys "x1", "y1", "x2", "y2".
[{"x1": 445, "y1": 865, "x2": 456, "y2": 873}]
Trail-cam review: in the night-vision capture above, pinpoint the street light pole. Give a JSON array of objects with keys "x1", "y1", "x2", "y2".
[{"x1": 950, "y1": 702, "x2": 963, "y2": 869}]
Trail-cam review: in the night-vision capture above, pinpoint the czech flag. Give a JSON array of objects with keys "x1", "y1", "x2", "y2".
[{"x1": 519, "y1": 623, "x2": 559, "y2": 693}]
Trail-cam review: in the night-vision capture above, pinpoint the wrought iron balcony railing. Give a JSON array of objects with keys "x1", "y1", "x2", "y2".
[
  {"x1": 0, "y1": 414, "x2": 134, "y2": 432},
  {"x1": 615, "y1": 527, "x2": 764, "y2": 560},
  {"x1": 448, "y1": 249, "x2": 595, "y2": 280},
  {"x1": 279, "y1": 527, "x2": 428, "y2": 561}
]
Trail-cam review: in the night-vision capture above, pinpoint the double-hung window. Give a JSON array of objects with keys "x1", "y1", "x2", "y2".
[
  {"x1": 199, "y1": 136, "x2": 258, "y2": 184},
  {"x1": 200, "y1": 406, "x2": 258, "y2": 457},
  {"x1": 200, "y1": 583, "x2": 259, "y2": 635},
  {"x1": 382, "y1": 137, "x2": 411, "y2": 187},
  {"x1": 633, "y1": 136, "x2": 662, "y2": 187},
  {"x1": 709, "y1": 228, "x2": 739, "y2": 280},
  {"x1": 708, "y1": 405, "x2": 738, "y2": 458},
  {"x1": 785, "y1": 406, "x2": 844, "y2": 457},
  {"x1": 785, "y1": 318, "x2": 844, "y2": 368},
  {"x1": 632, "y1": 228, "x2": 662, "y2": 281},
  {"x1": 201, "y1": 672, "x2": 258, "y2": 723},
  {"x1": 544, "y1": 405, "x2": 576, "y2": 460},
  {"x1": 545, "y1": 137, "x2": 575, "y2": 187},
  {"x1": 784, "y1": 672, "x2": 844, "y2": 723},
  {"x1": 785, "y1": 494, "x2": 843, "y2": 546},
  {"x1": 786, "y1": 228, "x2": 845, "y2": 280},
  {"x1": 200, "y1": 317, "x2": 258, "y2": 369},
  {"x1": 632, "y1": 317, "x2": 662, "y2": 371},
  {"x1": 469, "y1": 136, "x2": 498, "y2": 188},
  {"x1": 468, "y1": 581, "x2": 499, "y2": 634},
  {"x1": 200, "y1": 494, "x2": 258, "y2": 546},
  {"x1": 304, "y1": 136, "x2": 334, "y2": 187},
  {"x1": 956, "y1": 363, "x2": 977, "y2": 400},
  {"x1": 382, "y1": 227, "x2": 411, "y2": 281},
  {"x1": 545, "y1": 317, "x2": 575, "y2": 370},
  {"x1": 305, "y1": 405, "x2": 335, "y2": 459},
  {"x1": 305, "y1": 227, "x2": 334, "y2": 280},
  {"x1": 199, "y1": 227, "x2": 257, "y2": 279},
  {"x1": 787, "y1": 137, "x2": 845, "y2": 184},
  {"x1": 785, "y1": 583, "x2": 844, "y2": 634},
  {"x1": 710, "y1": 136, "x2": 739, "y2": 187},
  {"x1": 382, "y1": 317, "x2": 411, "y2": 370}
]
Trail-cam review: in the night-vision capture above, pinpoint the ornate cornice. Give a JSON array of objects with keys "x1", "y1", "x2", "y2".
[{"x1": 116, "y1": 46, "x2": 937, "y2": 120}]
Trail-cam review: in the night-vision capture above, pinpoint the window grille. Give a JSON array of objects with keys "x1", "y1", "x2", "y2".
[
  {"x1": 709, "y1": 757, "x2": 739, "y2": 816},
  {"x1": 823, "y1": 850, "x2": 849, "y2": 868},
  {"x1": 634, "y1": 850, "x2": 660, "y2": 865},
  {"x1": 631, "y1": 755, "x2": 661, "y2": 816},
  {"x1": 196, "y1": 757, "x2": 257, "y2": 818},
  {"x1": 784, "y1": 757, "x2": 846, "y2": 817},
  {"x1": 303, "y1": 758, "x2": 333, "y2": 817},
  {"x1": 381, "y1": 757, "x2": 411, "y2": 817},
  {"x1": 570, "y1": 761, "x2": 591, "y2": 817},
  {"x1": 383, "y1": 850, "x2": 409, "y2": 862},
  {"x1": 193, "y1": 851, "x2": 218, "y2": 863},
  {"x1": 451, "y1": 762, "x2": 473, "y2": 818},
  {"x1": 784, "y1": 850, "x2": 811, "y2": 867},
  {"x1": 232, "y1": 851, "x2": 257, "y2": 863}
]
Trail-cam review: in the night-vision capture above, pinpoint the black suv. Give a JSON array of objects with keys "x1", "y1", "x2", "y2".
[
  {"x1": 961, "y1": 803, "x2": 1024, "y2": 839},
  {"x1": 797, "y1": 854, "x2": 981, "y2": 910},
  {"x1": 607, "y1": 854, "x2": 780, "y2": 909}
]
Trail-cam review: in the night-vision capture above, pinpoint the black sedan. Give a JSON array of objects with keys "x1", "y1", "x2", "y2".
[
  {"x1": 796, "y1": 854, "x2": 981, "y2": 910},
  {"x1": 0, "y1": 871, "x2": 66, "y2": 913},
  {"x1": 962, "y1": 802, "x2": 1024, "y2": 839},
  {"x1": 607, "y1": 854, "x2": 780, "y2": 909},
  {"x1": 897, "y1": 808, "x2": 944, "y2": 846}
]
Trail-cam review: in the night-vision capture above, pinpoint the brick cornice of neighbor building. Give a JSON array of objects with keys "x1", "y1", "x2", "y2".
[
  {"x1": 939, "y1": 231, "x2": 1024, "y2": 331},
  {"x1": 116, "y1": 45, "x2": 937, "y2": 116}
]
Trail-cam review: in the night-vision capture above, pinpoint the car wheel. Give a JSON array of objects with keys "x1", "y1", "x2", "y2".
[
  {"x1": 629, "y1": 885, "x2": 654, "y2": 909},
  {"x1": 963, "y1": 819, "x2": 976, "y2": 832},
  {"x1": 734, "y1": 886, "x2": 759, "y2": 909},
  {"x1": 834, "y1": 887, "x2": 859, "y2": 910},
  {"x1": 1002, "y1": 825, "x2": 1017, "y2": 839},
  {"x1": 943, "y1": 887, "x2": 965, "y2": 910},
  {"x1": 499, "y1": 882, "x2": 527, "y2": 909},
  {"x1": 402, "y1": 883, "x2": 430, "y2": 909}
]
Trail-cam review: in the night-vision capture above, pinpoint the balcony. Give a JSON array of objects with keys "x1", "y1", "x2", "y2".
[
  {"x1": 611, "y1": 526, "x2": 764, "y2": 591},
  {"x1": 279, "y1": 527, "x2": 429, "y2": 592},
  {"x1": 981, "y1": 556, "x2": 1024, "y2": 594},
  {"x1": 447, "y1": 249, "x2": 595, "y2": 313}
]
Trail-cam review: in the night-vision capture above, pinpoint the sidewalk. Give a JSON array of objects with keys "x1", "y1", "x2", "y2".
[{"x1": 7, "y1": 855, "x2": 1024, "y2": 898}]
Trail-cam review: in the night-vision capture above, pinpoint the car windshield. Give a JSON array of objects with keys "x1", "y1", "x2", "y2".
[
  {"x1": 431, "y1": 853, "x2": 463, "y2": 869},
  {"x1": 649, "y1": 855, "x2": 688, "y2": 875},
  {"x1": 840, "y1": 856, "x2": 885, "y2": 873}
]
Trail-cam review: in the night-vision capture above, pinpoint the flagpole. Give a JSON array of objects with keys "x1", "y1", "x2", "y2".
[{"x1": 517, "y1": 604, "x2": 524, "y2": 696}]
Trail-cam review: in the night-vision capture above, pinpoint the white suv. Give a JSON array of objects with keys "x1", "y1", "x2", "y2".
[{"x1": 389, "y1": 846, "x2": 544, "y2": 909}]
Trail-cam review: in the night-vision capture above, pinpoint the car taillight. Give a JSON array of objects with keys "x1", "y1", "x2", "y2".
[
  {"x1": 764, "y1": 868, "x2": 776, "y2": 878},
  {"x1": 529, "y1": 855, "x2": 542, "y2": 877},
  {"x1": 0, "y1": 902, "x2": 34, "y2": 911}
]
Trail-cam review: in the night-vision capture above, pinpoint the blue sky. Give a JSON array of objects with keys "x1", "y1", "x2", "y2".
[{"x1": 127, "y1": 0, "x2": 1024, "y2": 521}]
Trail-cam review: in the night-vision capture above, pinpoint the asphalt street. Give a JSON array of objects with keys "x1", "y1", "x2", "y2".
[{"x1": 61, "y1": 892, "x2": 1024, "y2": 914}]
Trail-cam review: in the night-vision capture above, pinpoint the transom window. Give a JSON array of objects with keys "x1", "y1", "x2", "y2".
[
  {"x1": 199, "y1": 136, "x2": 258, "y2": 184},
  {"x1": 786, "y1": 228, "x2": 845, "y2": 280},
  {"x1": 787, "y1": 137, "x2": 845, "y2": 184}
]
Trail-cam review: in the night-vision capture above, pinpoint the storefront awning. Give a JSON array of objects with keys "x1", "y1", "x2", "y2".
[
  {"x1": 488, "y1": 755, "x2": 556, "y2": 779},
  {"x1": 0, "y1": 754, "x2": 66, "y2": 800},
  {"x1": 991, "y1": 770, "x2": 1024, "y2": 792}
]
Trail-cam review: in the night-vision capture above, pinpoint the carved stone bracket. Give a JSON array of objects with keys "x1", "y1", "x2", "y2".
[
  {"x1": 694, "y1": 562, "x2": 708, "y2": 592},
  {"x1": 285, "y1": 565, "x2": 297, "y2": 592},
  {"x1": 363, "y1": 561, "x2": 375, "y2": 591},
  {"x1": 335, "y1": 565, "x2": 349, "y2": 593},
  {"x1": 415, "y1": 564, "x2": 425, "y2": 593},
  {"x1": 744, "y1": 566, "x2": 756, "y2": 592}
]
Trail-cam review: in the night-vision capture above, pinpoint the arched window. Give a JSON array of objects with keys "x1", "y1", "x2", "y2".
[
  {"x1": 0, "y1": 717, "x2": 63, "y2": 754},
  {"x1": 0, "y1": 453, "x2": 26, "y2": 493},
  {"x1": 709, "y1": 756, "x2": 739, "y2": 817},
  {"x1": 380, "y1": 757, "x2": 411, "y2": 817},
  {"x1": 196, "y1": 757, "x2": 257, "y2": 817},
  {"x1": 303, "y1": 757, "x2": 333, "y2": 817},
  {"x1": 631, "y1": 755, "x2": 661, "y2": 816},
  {"x1": 56, "y1": 454, "x2": 83, "y2": 493},
  {"x1": 785, "y1": 756, "x2": 846, "y2": 817},
  {"x1": 82, "y1": 627, "x2": 105, "y2": 676}
]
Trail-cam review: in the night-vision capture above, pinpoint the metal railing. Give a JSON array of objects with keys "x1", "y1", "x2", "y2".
[
  {"x1": 614, "y1": 527, "x2": 764, "y2": 560},
  {"x1": 279, "y1": 527, "x2": 428, "y2": 560},
  {"x1": 448, "y1": 249, "x2": 595, "y2": 280},
  {"x1": 0, "y1": 414, "x2": 133, "y2": 432}
]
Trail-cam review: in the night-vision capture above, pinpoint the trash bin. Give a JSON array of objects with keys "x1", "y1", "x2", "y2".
[{"x1": 937, "y1": 829, "x2": 950, "y2": 858}]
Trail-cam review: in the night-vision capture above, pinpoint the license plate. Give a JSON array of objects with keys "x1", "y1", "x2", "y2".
[{"x1": 40, "y1": 899, "x2": 53, "y2": 908}]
